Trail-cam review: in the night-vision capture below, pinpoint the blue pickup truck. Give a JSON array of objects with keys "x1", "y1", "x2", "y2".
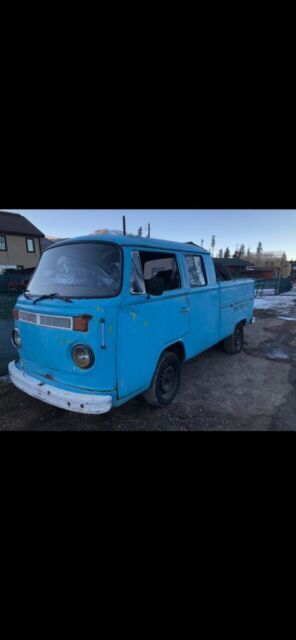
[{"x1": 9, "y1": 236, "x2": 255, "y2": 414}]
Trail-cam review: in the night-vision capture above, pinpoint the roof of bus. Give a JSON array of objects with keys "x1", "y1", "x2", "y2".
[{"x1": 45, "y1": 235, "x2": 210, "y2": 254}]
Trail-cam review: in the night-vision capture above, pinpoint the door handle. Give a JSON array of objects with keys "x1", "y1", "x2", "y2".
[{"x1": 180, "y1": 307, "x2": 190, "y2": 313}]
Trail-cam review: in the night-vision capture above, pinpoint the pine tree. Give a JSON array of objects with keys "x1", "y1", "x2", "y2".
[
  {"x1": 211, "y1": 236, "x2": 216, "y2": 257},
  {"x1": 137, "y1": 227, "x2": 143, "y2": 237},
  {"x1": 224, "y1": 247, "x2": 230, "y2": 259},
  {"x1": 240, "y1": 244, "x2": 245, "y2": 257},
  {"x1": 256, "y1": 242, "x2": 263, "y2": 256},
  {"x1": 219, "y1": 249, "x2": 223, "y2": 259}
]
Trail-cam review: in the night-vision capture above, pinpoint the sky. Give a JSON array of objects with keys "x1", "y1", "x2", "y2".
[{"x1": 7, "y1": 210, "x2": 296, "y2": 260}]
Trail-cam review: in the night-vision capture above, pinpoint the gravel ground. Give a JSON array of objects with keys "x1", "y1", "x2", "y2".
[{"x1": 1, "y1": 293, "x2": 296, "y2": 431}]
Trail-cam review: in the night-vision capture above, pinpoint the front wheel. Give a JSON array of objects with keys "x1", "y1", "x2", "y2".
[
  {"x1": 143, "y1": 351, "x2": 181, "y2": 407},
  {"x1": 223, "y1": 325, "x2": 244, "y2": 355}
]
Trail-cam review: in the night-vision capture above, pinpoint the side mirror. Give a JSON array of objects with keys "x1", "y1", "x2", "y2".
[{"x1": 146, "y1": 276, "x2": 164, "y2": 297}]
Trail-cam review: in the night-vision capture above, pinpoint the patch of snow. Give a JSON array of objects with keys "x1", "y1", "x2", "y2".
[
  {"x1": 277, "y1": 317, "x2": 296, "y2": 322},
  {"x1": 0, "y1": 375, "x2": 9, "y2": 383},
  {"x1": 268, "y1": 349, "x2": 290, "y2": 360},
  {"x1": 254, "y1": 294, "x2": 296, "y2": 311},
  {"x1": 281, "y1": 290, "x2": 296, "y2": 296},
  {"x1": 256, "y1": 288, "x2": 276, "y2": 296}
]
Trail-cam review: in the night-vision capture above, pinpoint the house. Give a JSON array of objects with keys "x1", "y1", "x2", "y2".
[
  {"x1": 290, "y1": 261, "x2": 296, "y2": 282},
  {"x1": 246, "y1": 265, "x2": 279, "y2": 280},
  {"x1": 0, "y1": 211, "x2": 44, "y2": 271},
  {"x1": 213, "y1": 258, "x2": 254, "y2": 278}
]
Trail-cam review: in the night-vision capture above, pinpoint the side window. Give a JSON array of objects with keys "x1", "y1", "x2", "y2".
[
  {"x1": 130, "y1": 251, "x2": 146, "y2": 294},
  {"x1": 185, "y1": 255, "x2": 207, "y2": 288},
  {"x1": 142, "y1": 252, "x2": 181, "y2": 291},
  {"x1": 130, "y1": 251, "x2": 182, "y2": 295},
  {"x1": 26, "y1": 238, "x2": 35, "y2": 253},
  {"x1": 0, "y1": 236, "x2": 7, "y2": 251}
]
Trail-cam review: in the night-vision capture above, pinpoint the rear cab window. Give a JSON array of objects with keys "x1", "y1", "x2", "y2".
[
  {"x1": 130, "y1": 251, "x2": 182, "y2": 295},
  {"x1": 185, "y1": 255, "x2": 207, "y2": 288}
]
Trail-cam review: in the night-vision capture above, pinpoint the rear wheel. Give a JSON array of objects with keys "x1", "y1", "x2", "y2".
[
  {"x1": 143, "y1": 351, "x2": 181, "y2": 407},
  {"x1": 223, "y1": 324, "x2": 244, "y2": 355}
]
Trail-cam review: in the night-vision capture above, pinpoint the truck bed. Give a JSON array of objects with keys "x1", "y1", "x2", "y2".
[{"x1": 219, "y1": 279, "x2": 255, "y2": 341}]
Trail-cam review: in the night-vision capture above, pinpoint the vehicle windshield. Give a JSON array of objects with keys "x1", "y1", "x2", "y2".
[{"x1": 27, "y1": 242, "x2": 122, "y2": 298}]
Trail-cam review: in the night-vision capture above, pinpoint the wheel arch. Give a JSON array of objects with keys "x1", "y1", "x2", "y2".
[
  {"x1": 146, "y1": 341, "x2": 186, "y2": 391},
  {"x1": 162, "y1": 341, "x2": 186, "y2": 363}
]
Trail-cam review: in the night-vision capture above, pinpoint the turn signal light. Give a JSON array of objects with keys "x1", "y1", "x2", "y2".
[
  {"x1": 73, "y1": 315, "x2": 92, "y2": 332},
  {"x1": 12, "y1": 309, "x2": 19, "y2": 320}
]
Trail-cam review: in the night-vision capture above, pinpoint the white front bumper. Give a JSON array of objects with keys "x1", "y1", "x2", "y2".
[{"x1": 8, "y1": 361, "x2": 112, "y2": 415}]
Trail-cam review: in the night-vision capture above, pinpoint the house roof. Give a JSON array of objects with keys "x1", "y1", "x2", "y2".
[
  {"x1": 249, "y1": 265, "x2": 278, "y2": 272},
  {"x1": 214, "y1": 258, "x2": 253, "y2": 267},
  {"x1": 0, "y1": 211, "x2": 44, "y2": 238}
]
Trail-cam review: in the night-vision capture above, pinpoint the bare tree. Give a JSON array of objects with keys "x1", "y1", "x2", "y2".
[{"x1": 280, "y1": 252, "x2": 288, "y2": 276}]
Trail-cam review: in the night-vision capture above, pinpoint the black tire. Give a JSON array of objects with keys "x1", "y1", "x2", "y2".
[
  {"x1": 143, "y1": 351, "x2": 181, "y2": 408},
  {"x1": 223, "y1": 324, "x2": 244, "y2": 355}
]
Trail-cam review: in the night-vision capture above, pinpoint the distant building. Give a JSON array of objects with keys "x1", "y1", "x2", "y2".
[
  {"x1": 0, "y1": 211, "x2": 44, "y2": 271},
  {"x1": 213, "y1": 258, "x2": 254, "y2": 278},
  {"x1": 290, "y1": 261, "x2": 296, "y2": 281},
  {"x1": 40, "y1": 237, "x2": 67, "y2": 252},
  {"x1": 245, "y1": 265, "x2": 279, "y2": 280},
  {"x1": 248, "y1": 251, "x2": 291, "y2": 278}
]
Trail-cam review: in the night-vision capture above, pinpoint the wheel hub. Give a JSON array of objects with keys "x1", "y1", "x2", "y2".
[{"x1": 158, "y1": 365, "x2": 176, "y2": 395}]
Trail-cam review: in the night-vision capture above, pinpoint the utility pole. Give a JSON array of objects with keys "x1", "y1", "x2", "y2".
[
  {"x1": 276, "y1": 267, "x2": 281, "y2": 295},
  {"x1": 147, "y1": 224, "x2": 151, "y2": 238},
  {"x1": 123, "y1": 216, "x2": 127, "y2": 236}
]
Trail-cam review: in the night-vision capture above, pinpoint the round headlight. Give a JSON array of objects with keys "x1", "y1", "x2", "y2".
[
  {"x1": 11, "y1": 329, "x2": 21, "y2": 349},
  {"x1": 72, "y1": 345, "x2": 94, "y2": 370}
]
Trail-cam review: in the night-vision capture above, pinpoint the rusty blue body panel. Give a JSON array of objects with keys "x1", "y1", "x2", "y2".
[{"x1": 10, "y1": 236, "x2": 255, "y2": 410}]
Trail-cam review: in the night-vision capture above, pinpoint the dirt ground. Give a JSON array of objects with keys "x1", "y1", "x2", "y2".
[{"x1": 1, "y1": 300, "x2": 296, "y2": 431}]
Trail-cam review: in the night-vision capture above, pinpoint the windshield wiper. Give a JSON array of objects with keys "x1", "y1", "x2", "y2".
[{"x1": 32, "y1": 293, "x2": 73, "y2": 305}]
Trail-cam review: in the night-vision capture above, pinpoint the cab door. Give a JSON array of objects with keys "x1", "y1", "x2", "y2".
[
  {"x1": 117, "y1": 249, "x2": 190, "y2": 400},
  {"x1": 183, "y1": 253, "x2": 220, "y2": 358}
]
